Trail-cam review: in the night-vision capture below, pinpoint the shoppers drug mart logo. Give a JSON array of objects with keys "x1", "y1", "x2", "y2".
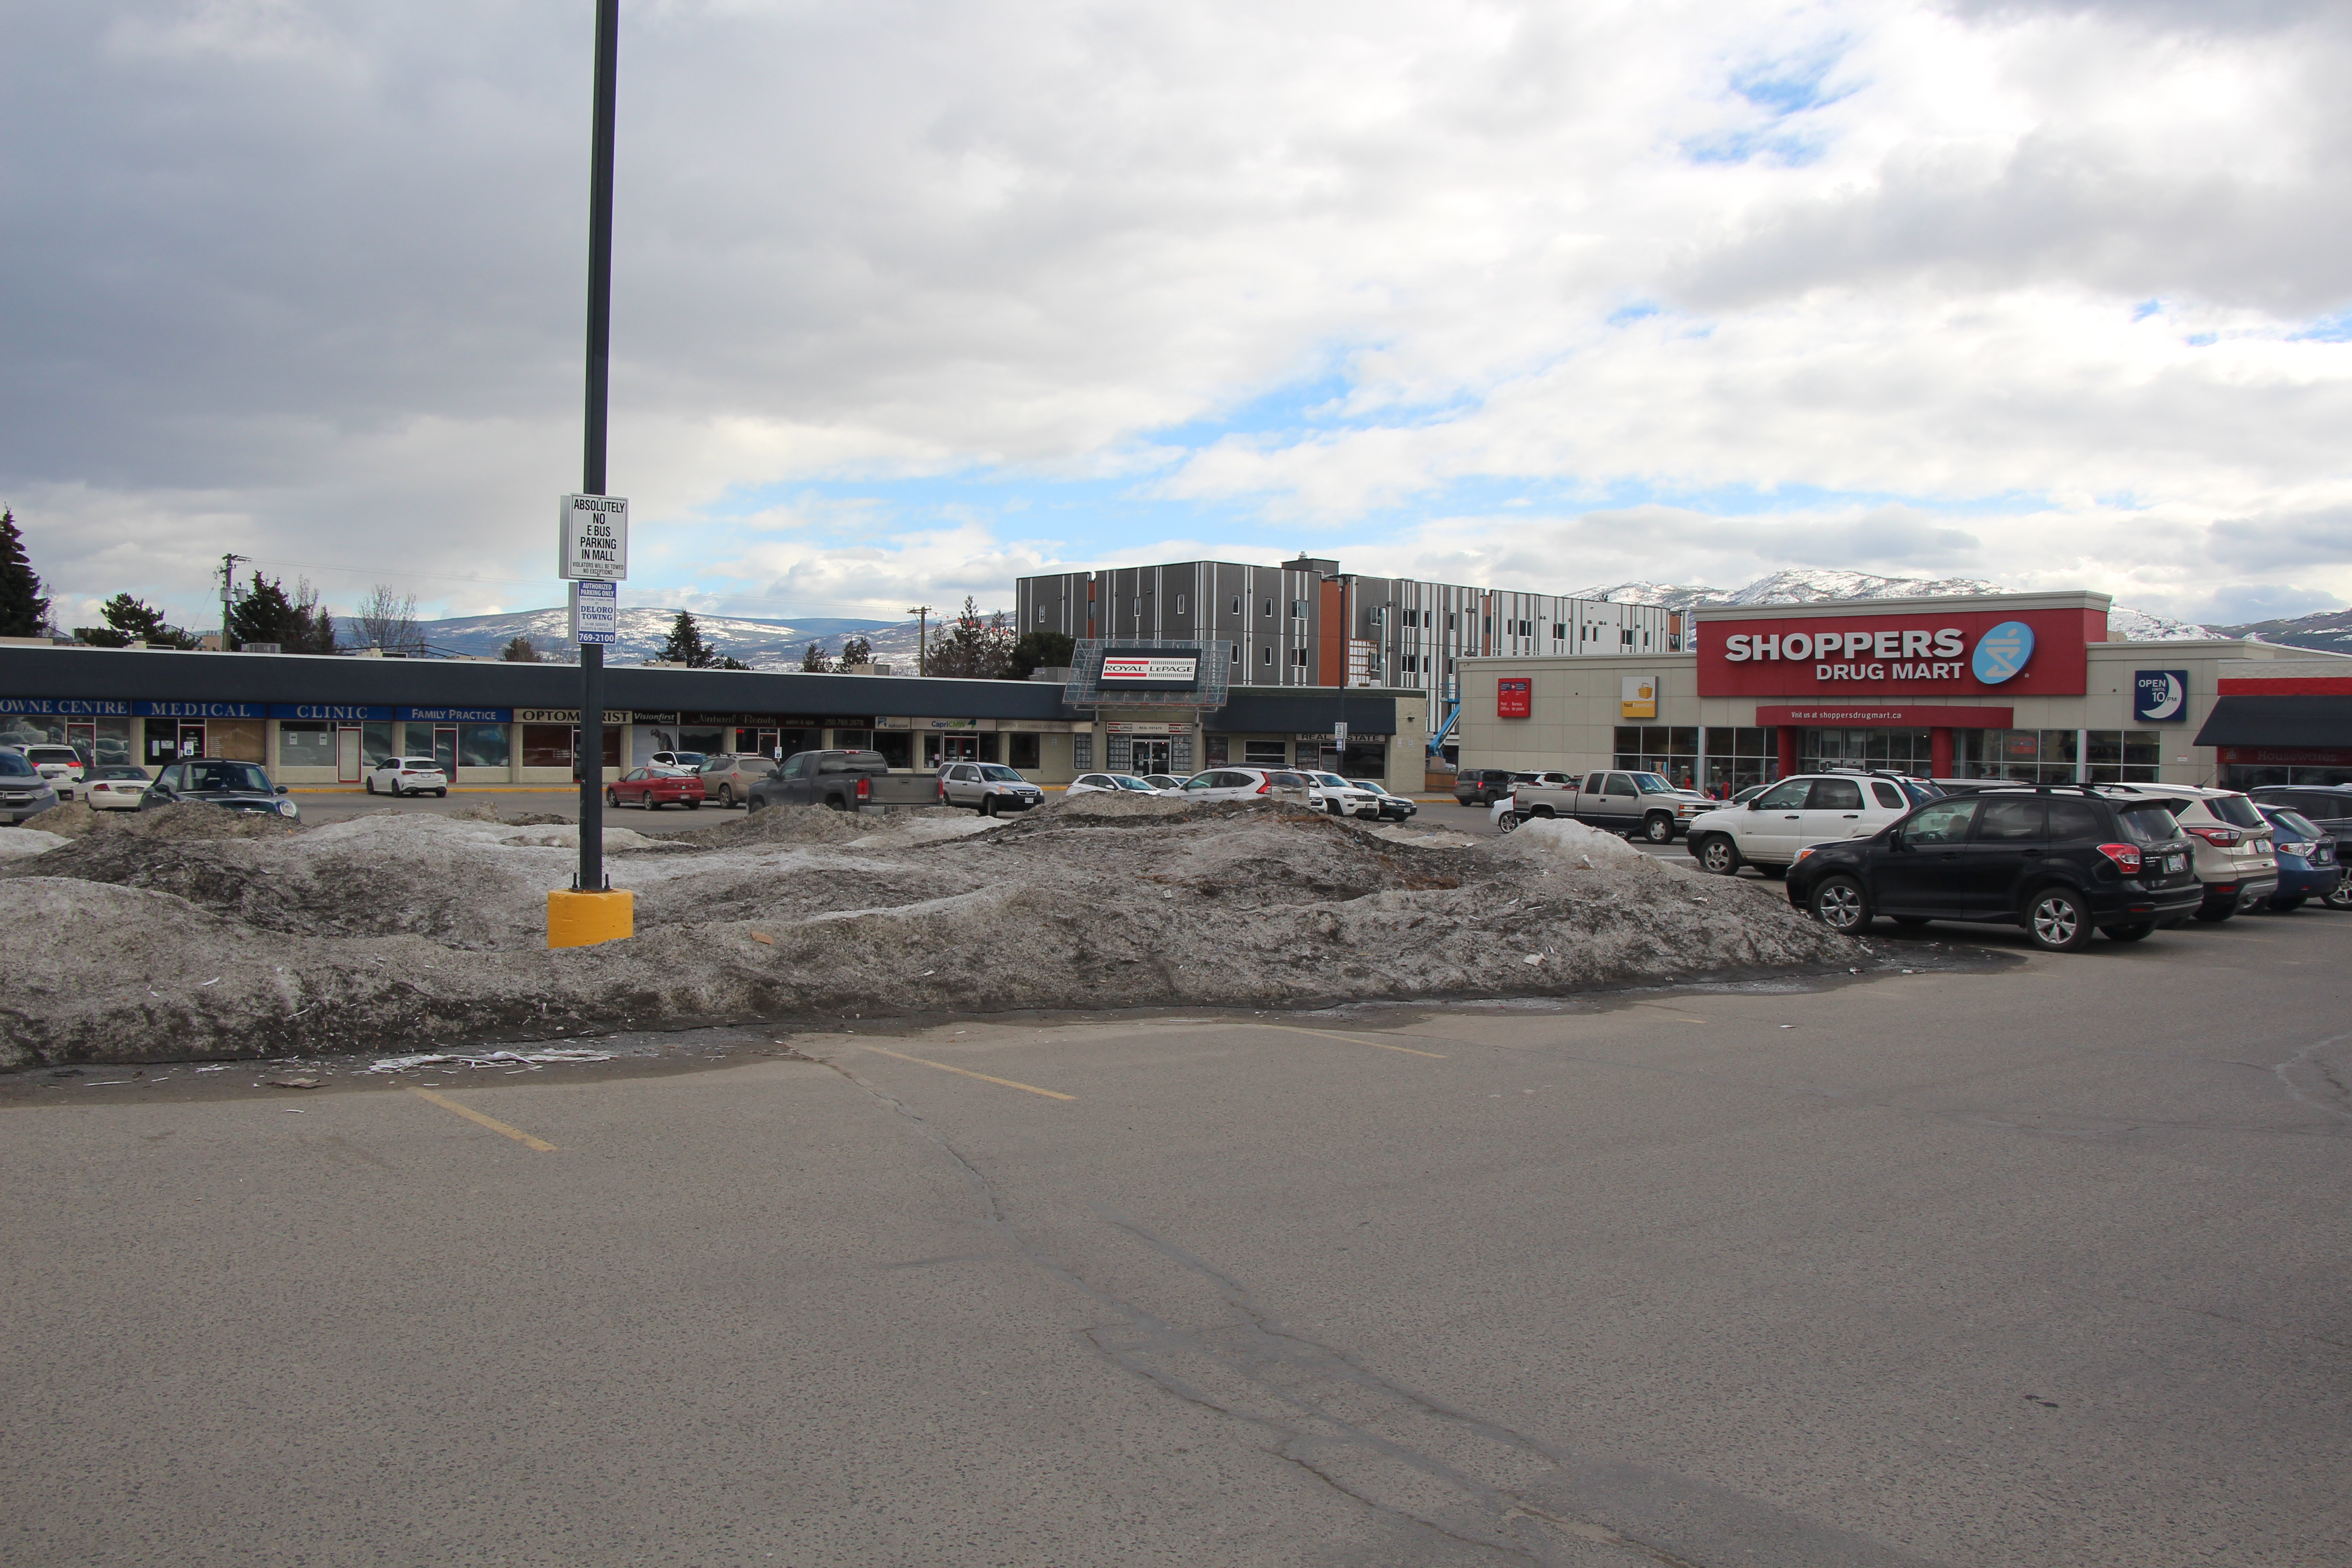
[{"x1": 1970, "y1": 622, "x2": 2035, "y2": 685}]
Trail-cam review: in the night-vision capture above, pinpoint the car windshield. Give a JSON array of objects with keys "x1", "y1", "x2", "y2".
[
  {"x1": 2115, "y1": 805, "x2": 2184, "y2": 845},
  {"x1": 0, "y1": 752, "x2": 36, "y2": 777},
  {"x1": 1112, "y1": 775, "x2": 1155, "y2": 791},
  {"x1": 1351, "y1": 780, "x2": 1389, "y2": 795},
  {"x1": 96, "y1": 766, "x2": 148, "y2": 779},
  {"x1": 2263, "y1": 807, "x2": 2322, "y2": 839},
  {"x1": 1900, "y1": 780, "x2": 1941, "y2": 802},
  {"x1": 977, "y1": 764, "x2": 1025, "y2": 782},
  {"x1": 28, "y1": 748, "x2": 77, "y2": 762},
  {"x1": 1311, "y1": 773, "x2": 1349, "y2": 787},
  {"x1": 190, "y1": 762, "x2": 272, "y2": 792},
  {"x1": 2207, "y1": 794, "x2": 2265, "y2": 830},
  {"x1": 1631, "y1": 773, "x2": 1676, "y2": 794}
]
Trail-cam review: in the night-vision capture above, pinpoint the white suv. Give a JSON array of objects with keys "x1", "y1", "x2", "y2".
[
  {"x1": 1301, "y1": 771, "x2": 1384, "y2": 819},
  {"x1": 1687, "y1": 771, "x2": 1932, "y2": 877},
  {"x1": 366, "y1": 756, "x2": 449, "y2": 797},
  {"x1": 2095, "y1": 784, "x2": 2277, "y2": 922},
  {"x1": 1174, "y1": 768, "x2": 1314, "y2": 807},
  {"x1": 18, "y1": 745, "x2": 85, "y2": 798}
]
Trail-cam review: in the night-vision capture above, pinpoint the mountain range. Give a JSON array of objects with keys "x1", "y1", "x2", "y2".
[
  {"x1": 1572, "y1": 570, "x2": 2215, "y2": 642},
  {"x1": 2201, "y1": 607, "x2": 2352, "y2": 655},
  {"x1": 414, "y1": 608, "x2": 936, "y2": 669}
]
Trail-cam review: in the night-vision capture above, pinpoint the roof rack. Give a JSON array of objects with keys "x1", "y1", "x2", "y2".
[{"x1": 1822, "y1": 766, "x2": 1929, "y2": 782}]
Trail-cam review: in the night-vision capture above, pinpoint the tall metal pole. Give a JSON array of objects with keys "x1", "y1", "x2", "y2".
[{"x1": 577, "y1": 0, "x2": 619, "y2": 895}]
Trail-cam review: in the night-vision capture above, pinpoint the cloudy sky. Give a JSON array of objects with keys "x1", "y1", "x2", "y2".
[{"x1": 5, "y1": 0, "x2": 2349, "y2": 634}]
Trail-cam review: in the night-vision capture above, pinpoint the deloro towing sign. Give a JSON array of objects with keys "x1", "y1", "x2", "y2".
[{"x1": 559, "y1": 494, "x2": 629, "y2": 581}]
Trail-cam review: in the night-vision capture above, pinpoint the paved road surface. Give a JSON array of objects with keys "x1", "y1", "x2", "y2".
[{"x1": 6, "y1": 907, "x2": 2345, "y2": 1566}]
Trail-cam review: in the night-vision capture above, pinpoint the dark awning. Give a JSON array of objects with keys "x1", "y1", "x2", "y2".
[{"x1": 2193, "y1": 695, "x2": 2352, "y2": 749}]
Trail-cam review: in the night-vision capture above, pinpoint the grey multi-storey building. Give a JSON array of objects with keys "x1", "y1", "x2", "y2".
[{"x1": 1014, "y1": 556, "x2": 1680, "y2": 709}]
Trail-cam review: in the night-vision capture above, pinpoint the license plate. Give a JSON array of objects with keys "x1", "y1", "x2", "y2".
[{"x1": 2163, "y1": 854, "x2": 2185, "y2": 874}]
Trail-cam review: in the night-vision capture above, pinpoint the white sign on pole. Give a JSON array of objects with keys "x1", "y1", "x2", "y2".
[
  {"x1": 558, "y1": 494, "x2": 629, "y2": 580},
  {"x1": 1333, "y1": 721, "x2": 1348, "y2": 747},
  {"x1": 572, "y1": 578, "x2": 618, "y2": 645}
]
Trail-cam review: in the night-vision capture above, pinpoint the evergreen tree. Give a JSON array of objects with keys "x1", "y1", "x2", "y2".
[
  {"x1": 923, "y1": 597, "x2": 1016, "y2": 679},
  {"x1": 1005, "y1": 630, "x2": 1074, "y2": 680},
  {"x1": 799, "y1": 641, "x2": 833, "y2": 672},
  {"x1": 228, "y1": 574, "x2": 301, "y2": 648},
  {"x1": 0, "y1": 509, "x2": 51, "y2": 638},
  {"x1": 716, "y1": 654, "x2": 751, "y2": 670},
  {"x1": 838, "y1": 635, "x2": 873, "y2": 666},
  {"x1": 502, "y1": 635, "x2": 542, "y2": 662},
  {"x1": 658, "y1": 610, "x2": 720, "y2": 668},
  {"x1": 76, "y1": 593, "x2": 180, "y2": 647}
]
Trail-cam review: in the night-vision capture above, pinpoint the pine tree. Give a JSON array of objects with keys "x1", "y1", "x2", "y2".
[
  {"x1": 502, "y1": 635, "x2": 541, "y2": 662},
  {"x1": 923, "y1": 598, "x2": 1016, "y2": 679},
  {"x1": 77, "y1": 593, "x2": 169, "y2": 647},
  {"x1": 228, "y1": 574, "x2": 316, "y2": 650},
  {"x1": 659, "y1": 610, "x2": 718, "y2": 667},
  {"x1": 0, "y1": 509, "x2": 51, "y2": 638},
  {"x1": 1006, "y1": 630, "x2": 1074, "y2": 680},
  {"x1": 838, "y1": 636, "x2": 873, "y2": 667},
  {"x1": 799, "y1": 641, "x2": 833, "y2": 672}
]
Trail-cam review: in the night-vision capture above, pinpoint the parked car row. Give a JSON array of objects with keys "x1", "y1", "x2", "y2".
[{"x1": 1778, "y1": 782, "x2": 2336, "y2": 953}]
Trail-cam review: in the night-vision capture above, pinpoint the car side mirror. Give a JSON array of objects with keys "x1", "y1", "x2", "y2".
[{"x1": 274, "y1": 784, "x2": 289, "y2": 795}]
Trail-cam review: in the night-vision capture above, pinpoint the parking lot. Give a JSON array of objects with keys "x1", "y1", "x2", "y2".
[{"x1": 5, "y1": 906, "x2": 2346, "y2": 1568}]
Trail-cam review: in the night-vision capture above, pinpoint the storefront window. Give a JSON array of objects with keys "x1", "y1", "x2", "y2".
[
  {"x1": 1701, "y1": 727, "x2": 1778, "y2": 794},
  {"x1": 363, "y1": 720, "x2": 397, "y2": 766},
  {"x1": 458, "y1": 723, "x2": 510, "y2": 769},
  {"x1": 1802, "y1": 727, "x2": 1933, "y2": 777},
  {"x1": 1007, "y1": 732, "x2": 1042, "y2": 769},
  {"x1": 1614, "y1": 725, "x2": 1700, "y2": 791},
  {"x1": 279, "y1": 721, "x2": 336, "y2": 768},
  {"x1": 2082, "y1": 730, "x2": 2159, "y2": 784},
  {"x1": 872, "y1": 731, "x2": 913, "y2": 769},
  {"x1": 1242, "y1": 740, "x2": 1289, "y2": 766},
  {"x1": 1957, "y1": 729, "x2": 2077, "y2": 783},
  {"x1": 523, "y1": 725, "x2": 573, "y2": 768},
  {"x1": 832, "y1": 728, "x2": 874, "y2": 752}
]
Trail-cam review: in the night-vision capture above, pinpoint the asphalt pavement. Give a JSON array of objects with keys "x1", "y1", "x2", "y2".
[{"x1": 5, "y1": 908, "x2": 2345, "y2": 1567}]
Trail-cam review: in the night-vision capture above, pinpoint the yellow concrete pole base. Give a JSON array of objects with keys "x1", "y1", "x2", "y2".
[{"x1": 548, "y1": 889, "x2": 634, "y2": 948}]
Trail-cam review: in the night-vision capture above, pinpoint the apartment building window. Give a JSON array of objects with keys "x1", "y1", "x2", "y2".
[
  {"x1": 1552, "y1": 624, "x2": 1565, "y2": 642},
  {"x1": 1231, "y1": 596, "x2": 1241, "y2": 614},
  {"x1": 1291, "y1": 599, "x2": 1307, "y2": 619},
  {"x1": 1230, "y1": 644, "x2": 1240, "y2": 662},
  {"x1": 1293, "y1": 648, "x2": 1308, "y2": 666},
  {"x1": 1263, "y1": 645, "x2": 1274, "y2": 664},
  {"x1": 1621, "y1": 628, "x2": 1635, "y2": 647},
  {"x1": 1447, "y1": 612, "x2": 1456, "y2": 630},
  {"x1": 1037, "y1": 606, "x2": 1048, "y2": 623},
  {"x1": 1175, "y1": 595, "x2": 1185, "y2": 614},
  {"x1": 1264, "y1": 600, "x2": 1273, "y2": 617}
]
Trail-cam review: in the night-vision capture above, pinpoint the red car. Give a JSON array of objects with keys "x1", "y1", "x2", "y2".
[{"x1": 606, "y1": 767, "x2": 706, "y2": 810}]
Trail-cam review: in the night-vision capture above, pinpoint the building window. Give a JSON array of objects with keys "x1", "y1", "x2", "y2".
[
  {"x1": 1037, "y1": 606, "x2": 1047, "y2": 623},
  {"x1": 459, "y1": 723, "x2": 510, "y2": 769},
  {"x1": 1244, "y1": 740, "x2": 1289, "y2": 766},
  {"x1": 1447, "y1": 612, "x2": 1456, "y2": 630},
  {"x1": 278, "y1": 721, "x2": 334, "y2": 768},
  {"x1": 1621, "y1": 629, "x2": 1634, "y2": 647},
  {"x1": 1175, "y1": 595, "x2": 1185, "y2": 614},
  {"x1": 1008, "y1": 732, "x2": 1041, "y2": 769},
  {"x1": 1262, "y1": 645, "x2": 1274, "y2": 665},
  {"x1": 1072, "y1": 735, "x2": 1093, "y2": 768},
  {"x1": 1552, "y1": 624, "x2": 1565, "y2": 642},
  {"x1": 1230, "y1": 644, "x2": 1240, "y2": 662},
  {"x1": 1701, "y1": 728, "x2": 1779, "y2": 794},
  {"x1": 1614, "y1": 725, "x2": 1705, "y2": 791},
  {"x1": 1293, "y1": 648, "x2": 1308, "y2": 666},
  {"x1": 1291, "y1": 599, "x2": 1307, "y2": 619},
  {"x1": 1264, "y1": 599, "x2": 1273, "y2": 617}
]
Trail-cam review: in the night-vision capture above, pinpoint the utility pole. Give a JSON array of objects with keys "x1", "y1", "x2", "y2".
[
  {"x1": 906, "y1": 604, "x2": 932, "y2": 676},
  {"x1": 218, "y1": 553, "x2": 248, "y2": 651}
]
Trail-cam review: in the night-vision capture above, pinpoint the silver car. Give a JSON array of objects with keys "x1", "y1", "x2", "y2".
[
  {"x1": 1066, "y1": 772, "x2": 1161, "y2": 798},
  {"x1": 1173, "y1": 768, "x2": 1313, "y2": 807},
  {"x1": 937, "y1": 762, "x2": 1046, "y2": 817},
  {"x1": 0, "y1": 749, "x2": 59, "y2": 823}
]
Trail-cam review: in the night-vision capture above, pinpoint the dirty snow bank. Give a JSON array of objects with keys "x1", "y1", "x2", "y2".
[{"x1": 0, "y1": 799, "x2": 1860, "y2": 1065}]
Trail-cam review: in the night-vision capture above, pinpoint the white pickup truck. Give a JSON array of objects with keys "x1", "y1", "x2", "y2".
[{"x1": 1503, "y1": 769, "x2": 1719, "y2": 843}]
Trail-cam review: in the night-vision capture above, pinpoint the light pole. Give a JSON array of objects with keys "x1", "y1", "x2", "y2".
[{"x1": 578, "y1": 0, "x2": 619, "y2": 900}]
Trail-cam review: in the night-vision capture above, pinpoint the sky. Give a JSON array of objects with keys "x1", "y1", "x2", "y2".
[{"x1": 5, "y1": 0, "x2": 2350, "y2": 635}]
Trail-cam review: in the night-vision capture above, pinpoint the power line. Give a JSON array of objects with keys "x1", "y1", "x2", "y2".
[{"x1": 235, "y1": 554, "x2": 934, "y2": 619}]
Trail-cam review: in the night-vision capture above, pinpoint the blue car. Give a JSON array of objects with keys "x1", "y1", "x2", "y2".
[{"x1": 2254, "y1": 803, "x2": 2342, "y2": 912}]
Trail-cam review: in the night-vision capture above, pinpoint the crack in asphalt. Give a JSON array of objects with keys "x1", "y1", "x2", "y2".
[
  {"x1": 2264, "y1": 1028, "x2": 2352, "y2": 1127},
  {"x1": 809, "y1": 1047, "x2": 1945, "y2": 1568}
]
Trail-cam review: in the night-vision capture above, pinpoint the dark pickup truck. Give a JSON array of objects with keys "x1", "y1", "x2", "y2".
[{"x1": 745, "y1": 750, "x2": 941, "y2": 813}]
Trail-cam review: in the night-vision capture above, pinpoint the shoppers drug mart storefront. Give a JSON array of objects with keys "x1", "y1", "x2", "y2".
[{"x1": 1454, "y1": 590, "x2": 2325, "y2": 789}]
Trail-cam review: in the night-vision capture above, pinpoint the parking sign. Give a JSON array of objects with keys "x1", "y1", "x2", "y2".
[{"x1": 572, "y1": 578, "x2": 618, "y2": 645}]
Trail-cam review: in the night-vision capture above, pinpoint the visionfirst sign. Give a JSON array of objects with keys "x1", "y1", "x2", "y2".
[{"x1": 1700, "y1": 606, "x2": 2097, "y2": 699}]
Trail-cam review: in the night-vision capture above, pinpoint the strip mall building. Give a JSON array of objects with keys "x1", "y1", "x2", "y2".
[
  {"x1": 1456, "y1": 590, "x2": 2352, "y2": 792},
  {"x1": 0, "y1": 642, "x2": 1427, "y2": 787}
]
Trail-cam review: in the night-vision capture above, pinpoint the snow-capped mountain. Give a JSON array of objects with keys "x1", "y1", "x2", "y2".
[
  {"x1": 2208, "y1": 607, "x2": 2352, "y2": 654},
  {"x1": 1576, "y1": 571, "x2": 2213, "y2": 641},
  {"x1": 412, "y1": 608, "x2": 933, "y2": 670}
]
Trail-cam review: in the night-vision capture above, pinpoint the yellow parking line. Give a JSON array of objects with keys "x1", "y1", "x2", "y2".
[
  {"x1": 860, "y1": 1046, "x2": 1077, "y2": 1101},
  {"x1": 408, "y1": 1088, "x2": 558, "y2": 1151},
  {"x1": 1245, "y1": 1023, "x2": 1448, "y2": 1058}
]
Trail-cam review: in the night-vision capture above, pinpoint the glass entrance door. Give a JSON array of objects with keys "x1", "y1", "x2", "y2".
[
  {"x1": 434, "y1": 726, "x2": 458, "y2": 778},
  {"x1": 939, "y1": 735, "x2": 980, "y2": 762},
  {"x1": 176, "y1": 722, "x2": 207, "y2": 759},
  {"x1": 337, "y1": 727, "x2": 363, "y2": 783},
  {"x1": 1128, "y1": 738, "x2": 1171, "y2": 775}
]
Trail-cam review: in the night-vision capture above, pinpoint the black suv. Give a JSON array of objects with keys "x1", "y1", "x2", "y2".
[
  {"x1": 1452, "y1": 769, "x2": 1525, "y2": 807},
  {"x1": 1784, "y1": 786, "x2": 2202, "y2": 951}
]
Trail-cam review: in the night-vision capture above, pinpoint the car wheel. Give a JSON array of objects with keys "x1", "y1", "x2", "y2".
[
  {"x1": 746, "y1": 794, "x2": 767, "y2": 814},
  {"x1": 2323, "y1": 884, "x2": 2352, "y2": 910},
  {"x1": 2192, "y1": 899, "x2": 2235, "y2": 923},
  {"x1": 1495, "y1": 812, "x2": 1519, "y2": 835},
  {"x1": 2266, "y1": 896, "x2": 2304, "y2": 912},
  {"x1": 1810, "y1": 875, "x2": 1872, "y2": 934},
  {"x1": 1644, "y1": 813, "x2": 1675, "y2": 844},
  {"x1": 686, "y1": 800, "x2": 701, "y2": 810},
  {"x1": 981, "y1": 795, "x2": 998, "y2": 818},
  {"x1": 1327, "y1": 801, "x2": 1342, "y2": 817},
  {"x1": 364, "y1": 778, "x2": 375, "y2": 795},
  {"x1": 606, "y1": 788, "x2": 620, "y2": 808},
  {"x1": 823, "y1": 795, "x2": 847, "y2": 812},
  {"x1": 2100, "y1": 922, "x2": 2156, "y2": 942},
  {"x1": 2024, "y1": 887, "x2": 2092, "y2": 952},
  {"x1": 1696, "y1": 836, "x2": 1740, "y2": 876},
  {"x1": 436, "y1": 789, "x2": 447, "y2": 798},
  {"x1": 717, "y1": 784, "x2": 735, "y2": 808},
  {"x1": 1532, "y1": 806, "x2": 1555, "y2": 819}
]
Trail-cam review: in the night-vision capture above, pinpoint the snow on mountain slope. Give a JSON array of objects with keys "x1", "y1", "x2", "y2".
[
  {"x1": 416, "y1": 608, "x2": 927, "y2": 669},
  {"x1": 1574, "y1": 571, "x2": 2211, "y2": 641}
]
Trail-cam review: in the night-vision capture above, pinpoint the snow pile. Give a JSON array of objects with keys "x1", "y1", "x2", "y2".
[
  {"x1": 0, "y1": 828, "x2": 71, "y2": 860},
  {"x1": 0, "y1": 799, "x2": 1860, "y2": 1067}
]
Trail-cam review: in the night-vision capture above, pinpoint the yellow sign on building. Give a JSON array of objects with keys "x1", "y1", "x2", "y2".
[{"x1": 1620, "y1": 676, "x2": 1657, "y2": 720}]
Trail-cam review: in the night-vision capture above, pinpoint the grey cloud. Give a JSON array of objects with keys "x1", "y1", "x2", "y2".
[{"x1": 2206, "y1": 505, "x2": 2352, "y2": 567}]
